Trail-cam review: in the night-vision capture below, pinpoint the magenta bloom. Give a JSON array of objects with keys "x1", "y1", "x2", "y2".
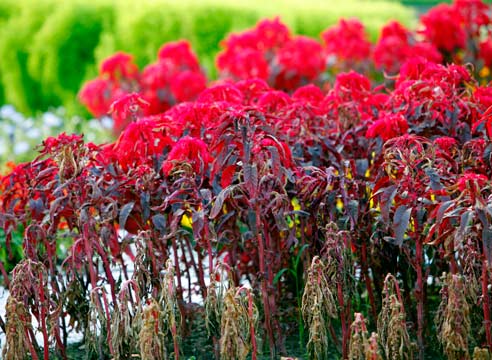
[
  {"x1": 322, "y1": 18, "x2": 371, "y2": 62},
  {"x1": 162, "y1": 136, "x2": 212, "y2": 176},
  {"x1": 366, "y1": 113, "x2": 409, "y2": 141},
  {"x1": 99, "y1": 52, "x2": 139, "y2": 81},
  {"x1": 456, "y1": 172, "x2": 488, "y2": 191},
  {"x1": 420, "y1": 4, "x2": 466, "y2": 52}
]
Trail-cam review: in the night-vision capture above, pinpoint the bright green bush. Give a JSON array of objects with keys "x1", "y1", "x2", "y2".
[
  {"x1": 27, "y1": 3, "x2": 111, "y2": 114},
  {"x1": 0, "y1": 0, "x2": 416, "y2": 116}
]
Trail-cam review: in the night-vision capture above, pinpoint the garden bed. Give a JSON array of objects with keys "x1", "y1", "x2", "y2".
[{"x1": 1, "y1": 1, "x2": 492, "y2": 359}]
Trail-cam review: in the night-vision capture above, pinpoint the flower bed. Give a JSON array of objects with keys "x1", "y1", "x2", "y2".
[
  {"x1": 1, "y1": 1, "x2": 492, "y2": 359},
  {"x1": 0, "y1": 0, "x2": 414, "y2": 116}
]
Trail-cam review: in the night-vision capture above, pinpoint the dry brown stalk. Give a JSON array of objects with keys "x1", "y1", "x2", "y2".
[
  {"x1": 139, "y1": 299, "x2": 167, "y2": 360},
  {"x1": 133, "y1": 232, "x2": 154, "y2": 296},
  {"x1": 472, "y1": 347, "x2": 491, "y2": 360},
  {"x1": 86, "y1": 287, "x2": 112, "y2": 358},
  {"x1": 2, "y1": 297, "x2": 32, "y2": 360},
  {"x1": 348, "y1": 313, "x2": 368, "y2": 360},
  {"x1": 435, "y1": 273, "x2": 471, "y2": 360},
  {"x1": 322, "y1": 222, "x2": 355, "y2": 358},
  {"x1": 219, "y1": 286, "x2": 258, "y2": 360},
  {"x1": 365, "y1": 332, "x2": 382, "y2": 360},
  {"x1": 159, "y1": 259, "x2": 180, "y2": 360},
  {"x1": 111, "y1": 280, "x2": 141, "y2": 359},
  {"x1": 377, "y1": 274, "x2": 413, "y2": 360},
  {"x1": 205, "y1": 264, "x2": 258, "y2": 360},
  {"x1": 301, "y1": 256, "x2": 337, "y2": 360},
  {"x1": 205, "y1": 264, "x2": 229, "y2": 339},
  {"x1": 348, "y1": 313, "x2": 382, "y2": 360},
  {"x1": 2, "y1": 259, "x2": 50, "y2": 360}
]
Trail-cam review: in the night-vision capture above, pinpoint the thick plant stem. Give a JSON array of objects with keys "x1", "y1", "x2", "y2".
[
  {"x1": 338, "y1": 281, "x2": 349, "y2": 358},
  {"x1": 0, "y1": 260, "x2": 10, "y2": 288},
  {"x1": 26, "y1": 327, "x2": 40, "y2": 360},
  {"x1": 415, "y1": 238, "x2": 425, "y2": 360},
  {"x1": 38, "y1": 272, "x2": 50, "y2": 360},
  {"x1": 255, "y1": 206, "x2": 275, "y2": 358},
  {"x1": 482, "y1": 260, "x2": 492, "y2": 350},
  {"x1": 205, "y1": 225, "x2": 214, "y2": 279},
  {"x1": 171, "y1": 238, "x2": 184, "y2": 305},
  {"x1": 361, "y1": 240, "x2": 377, "y2": 320}
]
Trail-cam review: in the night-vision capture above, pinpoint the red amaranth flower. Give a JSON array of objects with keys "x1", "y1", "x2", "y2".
[
  {"x1": 474, "y1": 86, "x2": 492, "y2": 110},
  {"x1": 333, "y1": 71, "x2": 371, "y2": 101},
  {"x1": 218, "y1": 48, "x2": 269, "y2": 81},
  {"x1": 454, "y1": 0, "x2": 491, "y2": 36},
  {"x1": 292, "y1": 84, "x2": 324, "y2": 106},
  {"x1": 373, "y1": 21, "x2": 442, "y2": 73},
  {"x1": 479, "y1": 39, "x2": 492, "y2": 68},
  {"x1": 366, "y1": 112, "x2": 409, "y2": 141},
  {"x1": 396, "y1": 57, "x2": 439, "y2": 86},
  {"x1": 197, "y1": 83, "x2": 244, "y2": 104},
  {"x1": 420, "y1": 4, "x2": 466, "y2": 53},
  {"x1": 235, "y1": 78, "x2": 270, "y2": 105},
  {"x1": 110, "y1": 93, "x2": 150, "y2": 134},
  {"x1": 322, "y1": 18, "x2": 371, "y2": 62},
  {"x1": 113, "y1": 119, "x2": 173, "y2": 171},
  {"x1": 41, "y1": 133, "x2": 85, "y2": 155},
  {"x1": 79, "y1": 78, "x2": 125, "y2": 118},
  {"x1": 162, "y1": 136, "x2": 212, "y2": 176},
  {"x1": 255, "y1": 17, "x2": 291, "y2": 51},
  {"x1": 99, "y1": 52, "x2": 139, "y2": 82},
  {"x1": 157, "y1": 40, "x2": 201, "y2": 72},
  {"x1": 456, "y1": 172, "x2": 488, "y2": 192},
  {"x1": 170, "y1": 71, "x2": 207, "y2": 103},
  {"x1": 276, "y1": 36, "x2": 325, "y2": 82},
  {"x1": 433, "y1": 136, "x2": 458, "y2": 155},
  {"x1": 257, "y1": 90, "x2": 291, "y2": 113}
]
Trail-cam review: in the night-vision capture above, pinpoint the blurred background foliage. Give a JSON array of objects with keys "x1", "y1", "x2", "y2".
[{"x1": 0, "y1": 0, "x2": 417, "y2": 117}]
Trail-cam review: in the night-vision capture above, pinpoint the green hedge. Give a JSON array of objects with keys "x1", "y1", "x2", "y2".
[{"x1": 0, "y1": 0, "x2": 416, "y2": 116}]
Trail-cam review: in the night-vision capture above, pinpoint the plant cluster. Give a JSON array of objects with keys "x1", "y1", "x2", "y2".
[
  {"x1": 78, "y1": 2, "x2": 492, "y2": 129},
  {"x1": 79, "y1": 41, "x2": 207, "y2": 133},
  {"x1": 1, "y1": 0, "x2": 492, "y2": 359}
]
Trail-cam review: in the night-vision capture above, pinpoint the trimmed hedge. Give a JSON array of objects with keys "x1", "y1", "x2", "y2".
[{"x1": 0, "y1": 0, "x2": 416, "y2": 115}]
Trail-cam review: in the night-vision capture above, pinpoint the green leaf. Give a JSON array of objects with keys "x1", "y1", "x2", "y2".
[
  {"x1": 294, "y1": 244, "x2": 310, "y2": 270},
  {"x1": 273, "y1": 268, "x2": 290, "y2": 285}
]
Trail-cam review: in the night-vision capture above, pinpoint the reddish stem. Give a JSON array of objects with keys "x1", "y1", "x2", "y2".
[
  {"x1": 38, "y1": 272, "x2": 50, "y2": 360},
  {"x1": 147, "y1": 240, "x2": 158, "y2": 278},
  {"x1": 361, "y1": 241, "x2": 377, "y2": 320},
  {"x1": 337, "y1": 281, "x2": 348, "y2": 358},
  {"x1": 171, "y1": 238, "x2": 184, "y2": 303},
  {"x1": 196, "y1": 249, "x2": 207, "y2": 298},
  {"x1": 415, "y1": 237, "x2": 425, "y2": 360},
  {"x1": 184, "y1": 235, "x2": 206, "y2": 298},
  {"x1": 481, "y1": 260, "x2": 492, "y2": 349},
  {"x1": 101, "y1": 290, "x2": 114, "y2": 355},
  {"x1": 204, "y1": 224, "x2": 214, "y2": 278},
  {"x1": 0, "y1": 260, "x2": 10, "y2": 289},
  {"x1": 26, "y1": 326, "x2": 40, "y2": 360},
  {"x1": 82, "y1": 225, "x2": 98, "y2": 289},
  {"x1": 255, "y1": 206, "x2": 275, "y2": 357},
  {"x1": 263, "y1": 225, "x2": 283, "y2": 352},
  {"x1": 94, "y1": 241, "x2": 117, "y2": 304},
  {"x1": 167, "y1": 273, "x2": 180, "y2": 360}
]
